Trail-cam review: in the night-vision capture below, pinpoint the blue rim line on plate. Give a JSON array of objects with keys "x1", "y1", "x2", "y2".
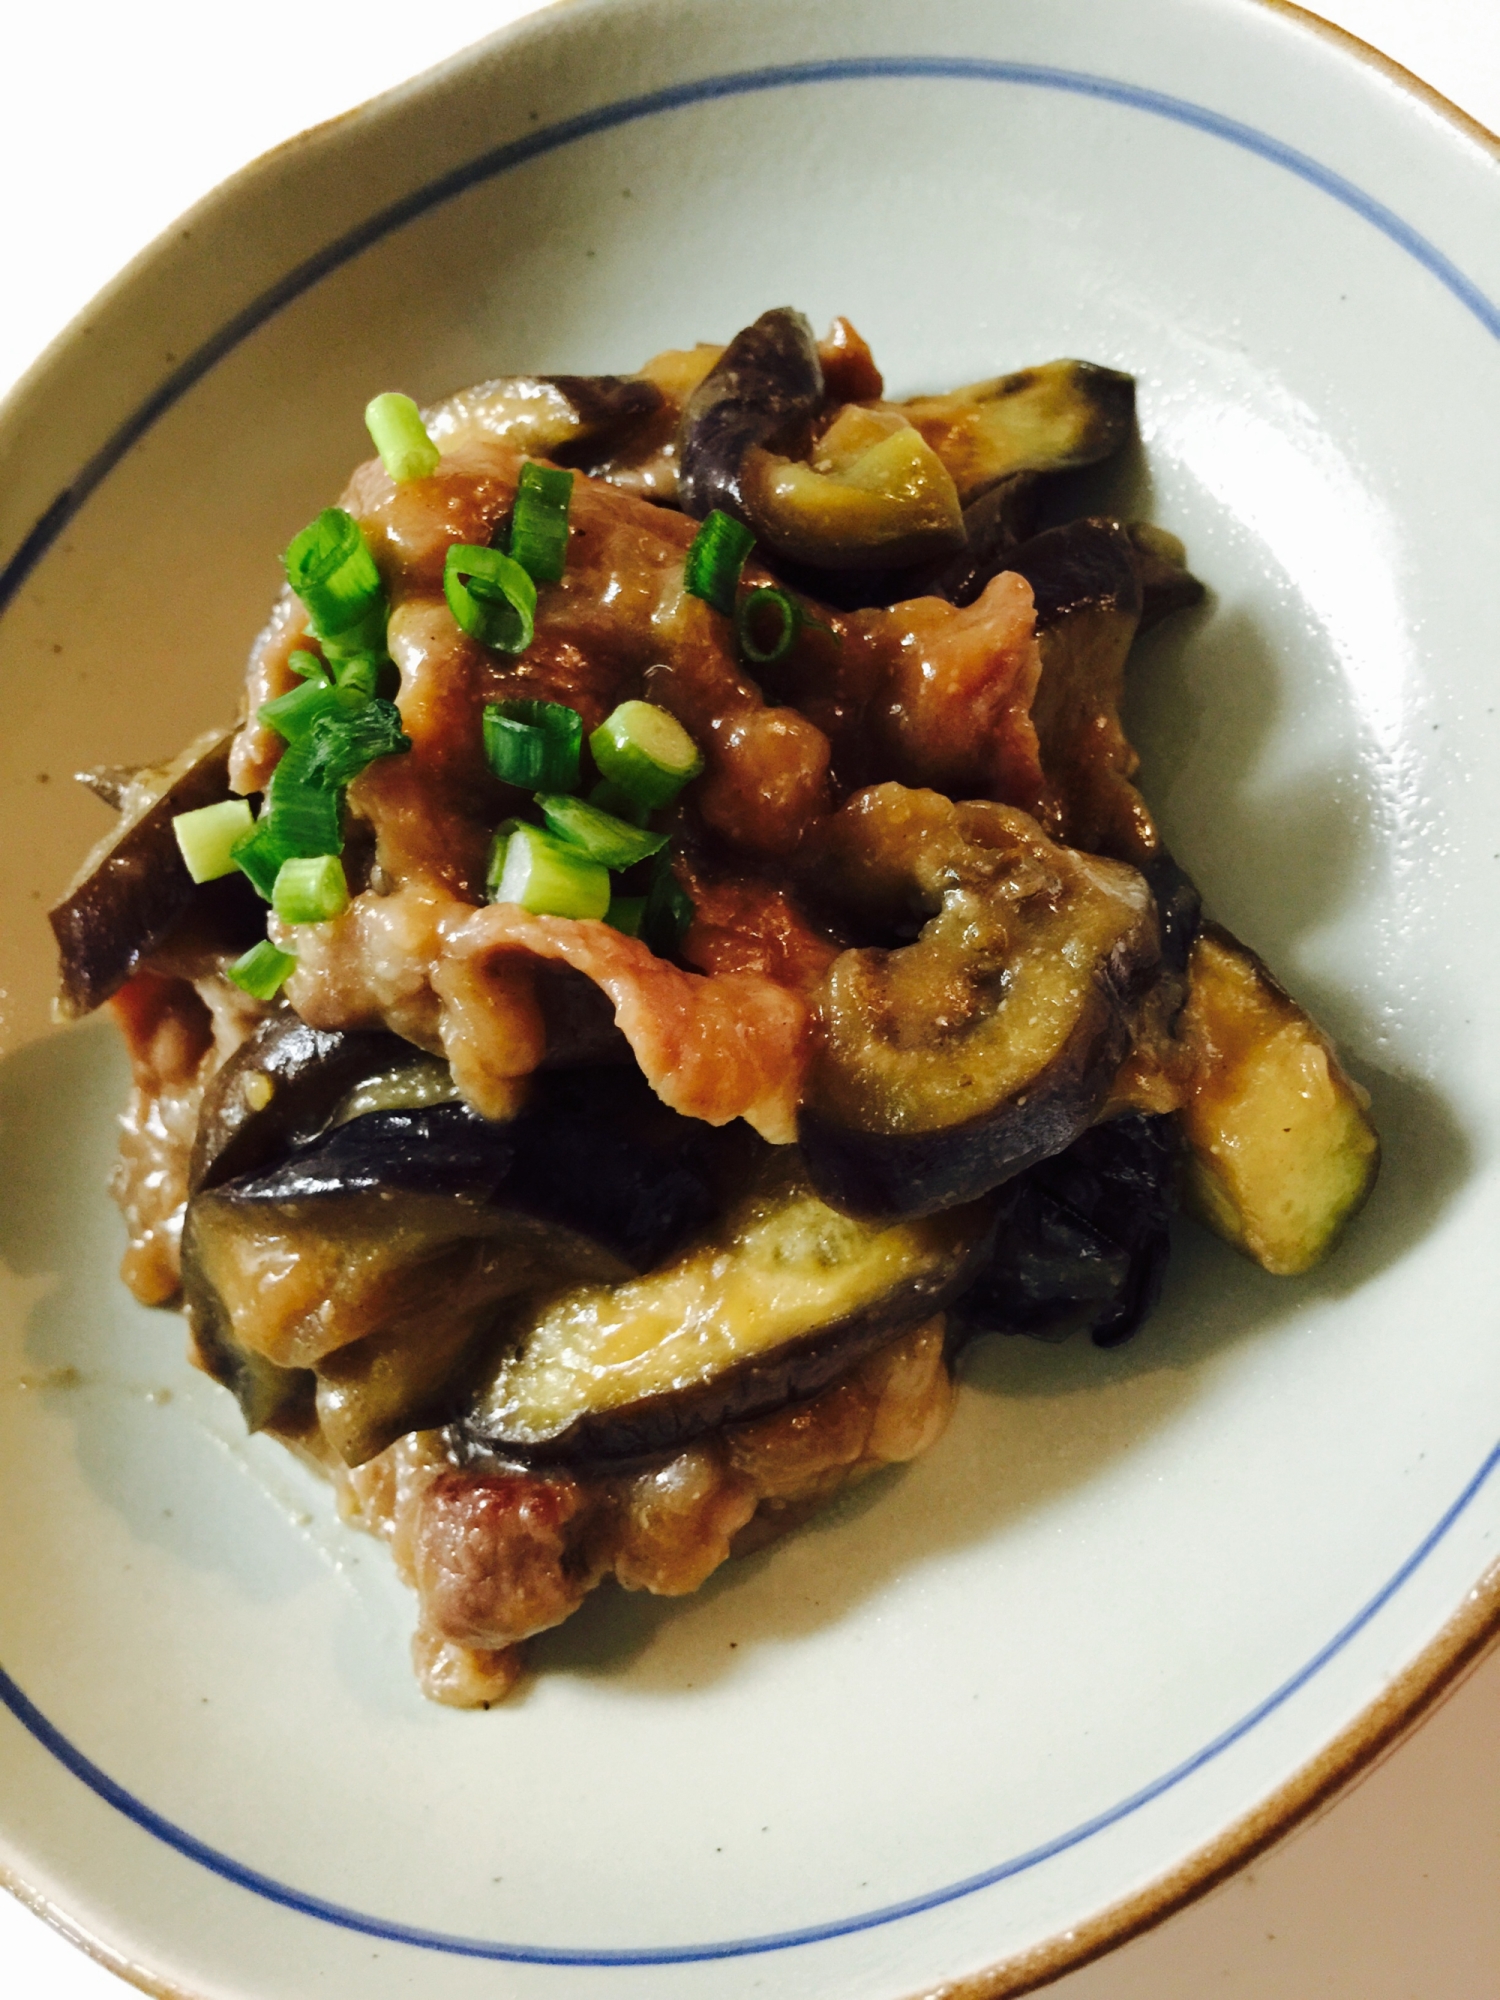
[
  {"x1": 0, "y1": 52, "x2": 1497, "y2": 622},
  {"x1": 4, "y1": 1439, "x2": 1496, "y2": 1965},
  {"x1": 3, "y1": 50, "x2": 1497, "y2": 1967}
]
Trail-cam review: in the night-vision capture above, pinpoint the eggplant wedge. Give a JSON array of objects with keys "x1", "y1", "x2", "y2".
[
  {"x1": 50, "y1": 728, "x2": 262, "y2": 1016},
  {"x1": 1174, "y1": 925, "x2": 1380, "y2": 1275},
  {"x1": 898, "y1": 360, "x2": 1136, "y2": 506},
  {"x1": 676, "y1": 306, "x2": 825, "y2": 522},
  {"x1": 954, "y1": 1114, "x2": 1177, "y2": 1348},
  {"x1": 183, "y1": 1054, "x2": 729, "y2": 1463},
  {"x1": 424, "y1": 373, "x2": 664, "y2": 465},
  {"x1": 797, "y1": 786, "x2": 1161, "y2": 1220},
  {"x1": 456, "y1": 1153, "x2": 992, "y2": 1469}
]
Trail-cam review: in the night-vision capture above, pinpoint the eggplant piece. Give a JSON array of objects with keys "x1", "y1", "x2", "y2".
[
  {"x1": 190, "y1": 1012, "x2": 410, "y2": 1193},
  {"x1": 1175, "y1": 925, "x2": 1380, "y2": 1275},
  {"x1": 1126, "y1": 521, "x2": 1207, "y2": 632},
  {"x1": 1000, "y1": 517, "x2": 1159, "y2": 864},
  {"x1": 424, "y1": 373, "x2": 664, "y2": 465},
  {"x1": 676, "y1": 306, "x2": 824, "y2": 521},
  {"x1": 954, "y1": 1114, "x2": 1176, "y2": 1349},
  {"x1": 455, "y1": 1152, "x2": 992, "y2": 1469},
  {"x1": 898, "y1": 360, "x2": 1135, "y2": 507},
  {"x1": 796, "y1": 786, "x2": 1161, "y2": 1221},
  {"x1": 183, "y1": 1060, "x2": 731, "y2": 1462},
  {"x1": 50, "y1": 727, "x2": 262, "y2": 1016}
]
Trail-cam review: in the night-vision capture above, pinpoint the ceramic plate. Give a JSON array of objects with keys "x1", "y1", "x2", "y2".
[{"x1": 3, "y1": 1, "x2": 1499, "y2": 1994}]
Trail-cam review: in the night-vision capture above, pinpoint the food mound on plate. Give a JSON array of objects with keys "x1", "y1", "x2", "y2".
[{"x1": 50, "y1": 309, "x2": 1380, "y2": 1706}]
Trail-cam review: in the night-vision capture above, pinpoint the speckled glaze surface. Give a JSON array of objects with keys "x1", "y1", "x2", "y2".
[{"x1": 2, "y1": 2, "x2": 1499, "y2": 1996}]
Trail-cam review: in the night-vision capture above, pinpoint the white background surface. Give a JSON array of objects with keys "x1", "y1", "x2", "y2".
[{"x1": 2, "y1": 2, "x2": 1498, "y2": 1994}]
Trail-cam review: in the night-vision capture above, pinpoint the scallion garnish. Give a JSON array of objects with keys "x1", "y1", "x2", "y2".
[
  {"x1": 226, "y1": 938, "x2": 298, "y2": 1001},
  {"x1": 535, "y1": 792, "x2": 668, "y2": 870},
  {"x1": 287, "y1": 649, "x2": 331, "y2": 683},
  {"x1": 642, "y1": 849, "x2": 695, "y2": 956},
  {"x1": 605, "y1": 894, "x2": 647, "y2": 937},
  {"x1": 172, "y1": 798, "x2": 255, "y2": 883},
  {"x1": 735, "y1": 585, "x2": 802, "y2": 666},
  {"x1": 589, "y1": 700, "x2": 703, "y2": 809},
  {"x1": 588, "y1": 778, "x2": 653, "y2": 826},
  {"x1": 444, "y1": 543, "x2": 536, "y2": 655},
  {"x1": 272, "y1": 854, "x2": 351, "y2": 926},
  {"x1": 489, "y1": 822, "x2": 611, "y2": 921},
  {"x1": 509, "y1": 462, "x2": 574, "y2": 585},
  {"x1": 303, "y1": 697, "x2": 412, "y2": 789},
  {"x1": 483, "y1": 699, "x2": 582, "y2": 791},
  {"x1": 259, "y1": 676, "x2": 359, "y2": 744},
  {"x1": 684, "y1": 509, "x2": 755, "y2": 616},
  {"x1": 283, "y1": 508, "x2": 388, "y2": 662},
  {"x1": 365, "y1": 392, "x2": 440, "y2": 484}
]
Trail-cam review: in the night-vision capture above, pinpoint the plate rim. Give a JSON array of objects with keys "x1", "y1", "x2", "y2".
[{"x1": 2, "y1": 2, "x2": 1498, "y2": 1994}]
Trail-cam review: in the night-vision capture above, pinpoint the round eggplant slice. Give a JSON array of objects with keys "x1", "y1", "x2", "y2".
[
  {"x1": 796, "y1": 786, "x2": 1160, "y2": 1220},
  {"x1": 676, "y1": 306, "x2": 824, "y2": 523},
  {"x1": 50, "y1": 727, "x2": 262, "y2": 1017},
  {"x1": 455, "y1": 1154, "x2": 993, "y2": 1470},
  {"x1": 952, "y1": 1114, "x2": 1177, "y2": 1349}
]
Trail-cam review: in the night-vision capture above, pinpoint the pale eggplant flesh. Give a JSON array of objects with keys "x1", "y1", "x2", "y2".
[
  {"x1": 50, "y1": 728, "x2": 262, "y2": 1017},
  {"x1": 797, "y1": 786, "x2": 1161, "y2": 1221},
  {"x1": 454, "y1": 1153, "x2": 994, "y2": 1470}
]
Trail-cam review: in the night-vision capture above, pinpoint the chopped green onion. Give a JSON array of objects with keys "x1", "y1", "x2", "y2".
[
  {"x1": 259, "y1": 676, "x2": 359, "y2": 744},
  {"x1": 605, "y1": 894, "x2": 647, "y2": 937},
  {"x1": 304, "y1": 697, "x2": 412, "y2": 789},
  {"x1": 589, "y1": 700, "x2": 703, "y2": 809},
  {"x1": 642, "y1": 850, "x2": 695, "y2": 957},
  {"x1": 226, "y1": 939, "x2": 298, "y2": 1001},
  {"x1": 489, "y1": 823, "x2": 610, "y2": 920},
  {"x1": 444, "y1": 543, "x2": 536, "y2": 654},
  {"x1": 535, "y1": 792, "x2": 667, "y2": 869},
  {"x1": 272, "y1": 854, "x2": 350, "y2": 925},
  {"x1": 284, "y1": 509, "x2": 388, "y2": 660},
  {"x1": 684, "y1": 509, "x2": 755, "y2": 616},
  {"x1": 332, "y1": 655, "x2": 381, "y2": 697},
  {"x1": 509, "y1": 462, "x2": 574, "y2": 585},
  {"x1": 172, "y1": 798, "x2": 255, "y2": 883},
  {"x1": 365, "y1": 392, "x2": 440, "y2": 483},
  {"x1": 735, "y1": 585, "x2": 802, "y2": 666},
  {"x1": 483, "y1": 699, "x2": 581, "y2": 791},
  {"x1": 287, "y1": 649, "x2": 330, "y2": 683},
  {"x1": 484, "y1": 817, "x2": 530, "y2": 897},
  {"x1": 588, "y1": 778, "x2": 653, "y2": 827}
]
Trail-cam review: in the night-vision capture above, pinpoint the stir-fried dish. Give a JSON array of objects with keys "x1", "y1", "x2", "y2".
[{"x1": 51, "y1": 310, "x2": 1380, "y2": 1706}]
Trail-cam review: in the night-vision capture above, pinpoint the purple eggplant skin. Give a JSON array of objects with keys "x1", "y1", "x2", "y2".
[
  {"x1": 952, "y1": 1114, "x2": 1177, "y2": 1350},
  {"x1": 1140, "y1": 849, "x2": 1203, "y2": 983},
  {"x1": 190, "y1": 1013, "x2": 404, "y2": 1195},
  {"x1": 212, "y1": 1083, "x2": 721, "y2": 1275},
  {"x1": 798, "y1": 979, "x2": 1136, "y2": 1224},
  {"x1": 540, "y1": 375, "x2": 665, "y2": 464},
  {"x1": 676, "y1": 307, "x2": 824, "y2": 523},
  {"x1": 50, "y1": 727, "x2": 264, "y2": 1017}
]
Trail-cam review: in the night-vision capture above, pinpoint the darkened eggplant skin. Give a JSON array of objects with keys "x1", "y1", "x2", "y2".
[
  {"x1": 452, "y1": 1166, "x2": 995, "y2": 1471},
  {"x1": 50, "y1": 728, "x2": 262, "y2": 1017},
  {"x1": 542, "y1": 376, "x2": 666, "y2": 467},
  {"x1": 795, "y1": 788, "x2": 1162, "y2": 1222},
  {"x1": 676, "y1": 307, "x2": 824, "y2": 522},
  {"x1": 182, "y1": 1055, "x2": 732, "y2": 1455},
  {"x1": 953, "y1": 1114, "x2": 1177, "y2": 1349},
  {"x1": 189, "y1": 1013, "x2": 404, "y2": 1194},
  {"x1": 1140, "y1": 849, "x2": 1203, "y2": 982},
  {"x1": 798, "y1": 992, "x2": 1134, "y2": 1225}
]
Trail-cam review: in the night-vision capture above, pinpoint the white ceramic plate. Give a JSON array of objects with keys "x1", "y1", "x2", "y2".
[{"x1": 3, "y1": 2, "x2": 1499, "y2": 1995}]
